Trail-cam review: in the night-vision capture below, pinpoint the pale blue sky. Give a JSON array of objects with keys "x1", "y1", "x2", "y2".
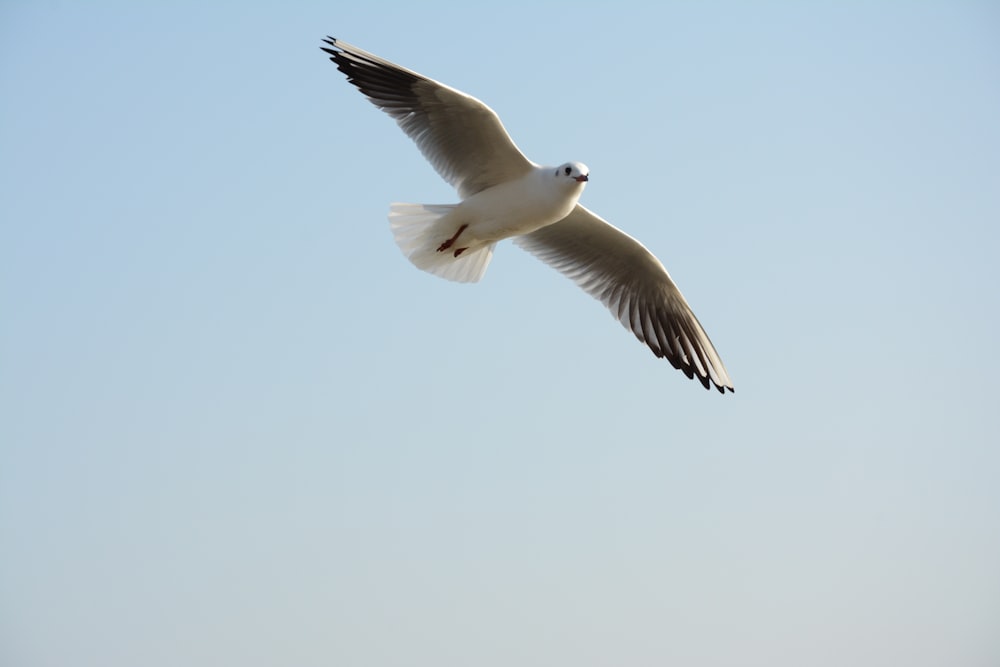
[{"x1": 2, "y1": 2, "x2": 999, "y2": 666}]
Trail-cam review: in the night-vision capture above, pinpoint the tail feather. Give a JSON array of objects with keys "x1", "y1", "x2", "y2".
[{"x1": 388, "y1": 203, "x2": 495, "y2": 283}]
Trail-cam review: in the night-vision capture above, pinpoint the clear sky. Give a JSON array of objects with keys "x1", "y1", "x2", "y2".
[{"x1": 2, "y1": 2, "x2": 998, "y2": 666}]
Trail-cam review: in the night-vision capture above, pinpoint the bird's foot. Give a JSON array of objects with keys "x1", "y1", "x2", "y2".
[{"x1": 436, "y1": 224, "x2": 468, "y2": 253}]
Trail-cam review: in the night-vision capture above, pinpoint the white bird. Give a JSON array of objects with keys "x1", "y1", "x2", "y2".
[{"x1": 321, "y1": 37, "x2": 734, "y2": 393}]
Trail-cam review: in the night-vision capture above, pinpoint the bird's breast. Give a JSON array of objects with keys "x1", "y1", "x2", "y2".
[{"x1": 457, "y1": 175, "x2": 582, "y2": 242}]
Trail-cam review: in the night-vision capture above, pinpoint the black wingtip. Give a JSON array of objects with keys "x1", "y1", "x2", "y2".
[{"x1": 320, "y1": 36, "x2": 342, "y2": 61}]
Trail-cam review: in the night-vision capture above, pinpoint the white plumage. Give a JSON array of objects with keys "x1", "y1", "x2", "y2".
[{"x1": 321, "y1": 37, "x2": 734, "y2": 393}]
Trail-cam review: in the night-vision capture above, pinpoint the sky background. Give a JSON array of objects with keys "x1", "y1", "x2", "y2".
[{"x1": 2, "y1": 2, "x2": 999, "y2": 666}]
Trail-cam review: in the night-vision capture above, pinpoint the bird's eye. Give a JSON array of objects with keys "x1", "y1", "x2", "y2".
[{"x1": 564, "y1": 166, "x2": 572, "y2": 176}]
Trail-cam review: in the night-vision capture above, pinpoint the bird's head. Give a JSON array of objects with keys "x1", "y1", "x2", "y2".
[{"x1": 555, "y1": 162, "x2": 590, "y2": 186}]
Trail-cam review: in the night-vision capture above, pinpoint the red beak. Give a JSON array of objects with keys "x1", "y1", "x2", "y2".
[{"x1": 575, "y1": 174, "x2": 589, "y2": 182}]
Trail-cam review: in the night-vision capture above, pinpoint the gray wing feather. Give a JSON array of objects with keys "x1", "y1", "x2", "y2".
[
  {"x1": 321, "y1": 37, "x2": 534, "y2": 198},
  {"x1": 515, "y1": 205, "x2": 734, "y2": 393}
]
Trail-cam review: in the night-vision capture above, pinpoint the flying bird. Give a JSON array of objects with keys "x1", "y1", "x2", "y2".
[{"x1": 321, "y1": 37, "x2": 734, "y2": 393}]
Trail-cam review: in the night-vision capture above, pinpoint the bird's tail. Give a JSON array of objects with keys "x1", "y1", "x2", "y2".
[{"x1": 388, "y1": 203, "x2": 495, "y2": 283}]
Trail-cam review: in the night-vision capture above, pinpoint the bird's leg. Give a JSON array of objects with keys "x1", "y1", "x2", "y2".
[
  {"x1": 437, "y1": 224, "x2": 468, "y2": 252},
  {"x1": 453, "y1": 247, "x2": 468, "y2": 257}
]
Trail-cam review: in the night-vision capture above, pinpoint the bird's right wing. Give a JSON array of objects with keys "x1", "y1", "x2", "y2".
[
  {"x1": 322, "y1": 37, "x2": 535, "y2": 198},
  {"x1": 515, "y1": 205, "x2": 734, "y2": 393}
]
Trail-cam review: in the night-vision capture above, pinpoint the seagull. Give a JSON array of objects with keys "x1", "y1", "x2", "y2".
[{"x1": 321, "y1": 37, "x2": 734, "y2": 393}]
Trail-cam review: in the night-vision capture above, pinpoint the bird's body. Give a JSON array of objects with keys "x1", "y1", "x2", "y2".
[
  {"x1": 389, "y1": 162, "x2": 590, "y2": 282},
  {"x1": 448, "y1": 164, "x2": 589, "y2": 244},
  {"x1": 321, "y1": 37, "x2": 735, "y2": 393}
]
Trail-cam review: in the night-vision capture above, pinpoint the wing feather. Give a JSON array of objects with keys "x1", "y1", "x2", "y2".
[
  {"x1": 321, "y1": 37, "x2": 534, "y2": 197},
  {"x1": 515, "y1": 205, "x2": 734, "y2": 393}
]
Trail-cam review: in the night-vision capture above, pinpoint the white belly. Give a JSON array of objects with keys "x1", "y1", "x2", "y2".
[{"x1": 455, "y1": 171, "x2": 583, "y2": 244}]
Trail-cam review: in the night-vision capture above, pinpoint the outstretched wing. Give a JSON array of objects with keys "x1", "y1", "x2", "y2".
[
  {"x1": 515, "y1": 205, "x2": 734, "y2": 393},
  {"x1": 321, "y1": 37, "x2": 535, "y2": 198}
]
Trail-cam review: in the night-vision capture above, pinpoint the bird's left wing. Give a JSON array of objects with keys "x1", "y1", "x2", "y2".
[
  {"x1": 321, "y1": 37, "x2": 535, "y2": 198},
  {"x1": 514, "y1": 205, "x2": 734, "y2": 393}
]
